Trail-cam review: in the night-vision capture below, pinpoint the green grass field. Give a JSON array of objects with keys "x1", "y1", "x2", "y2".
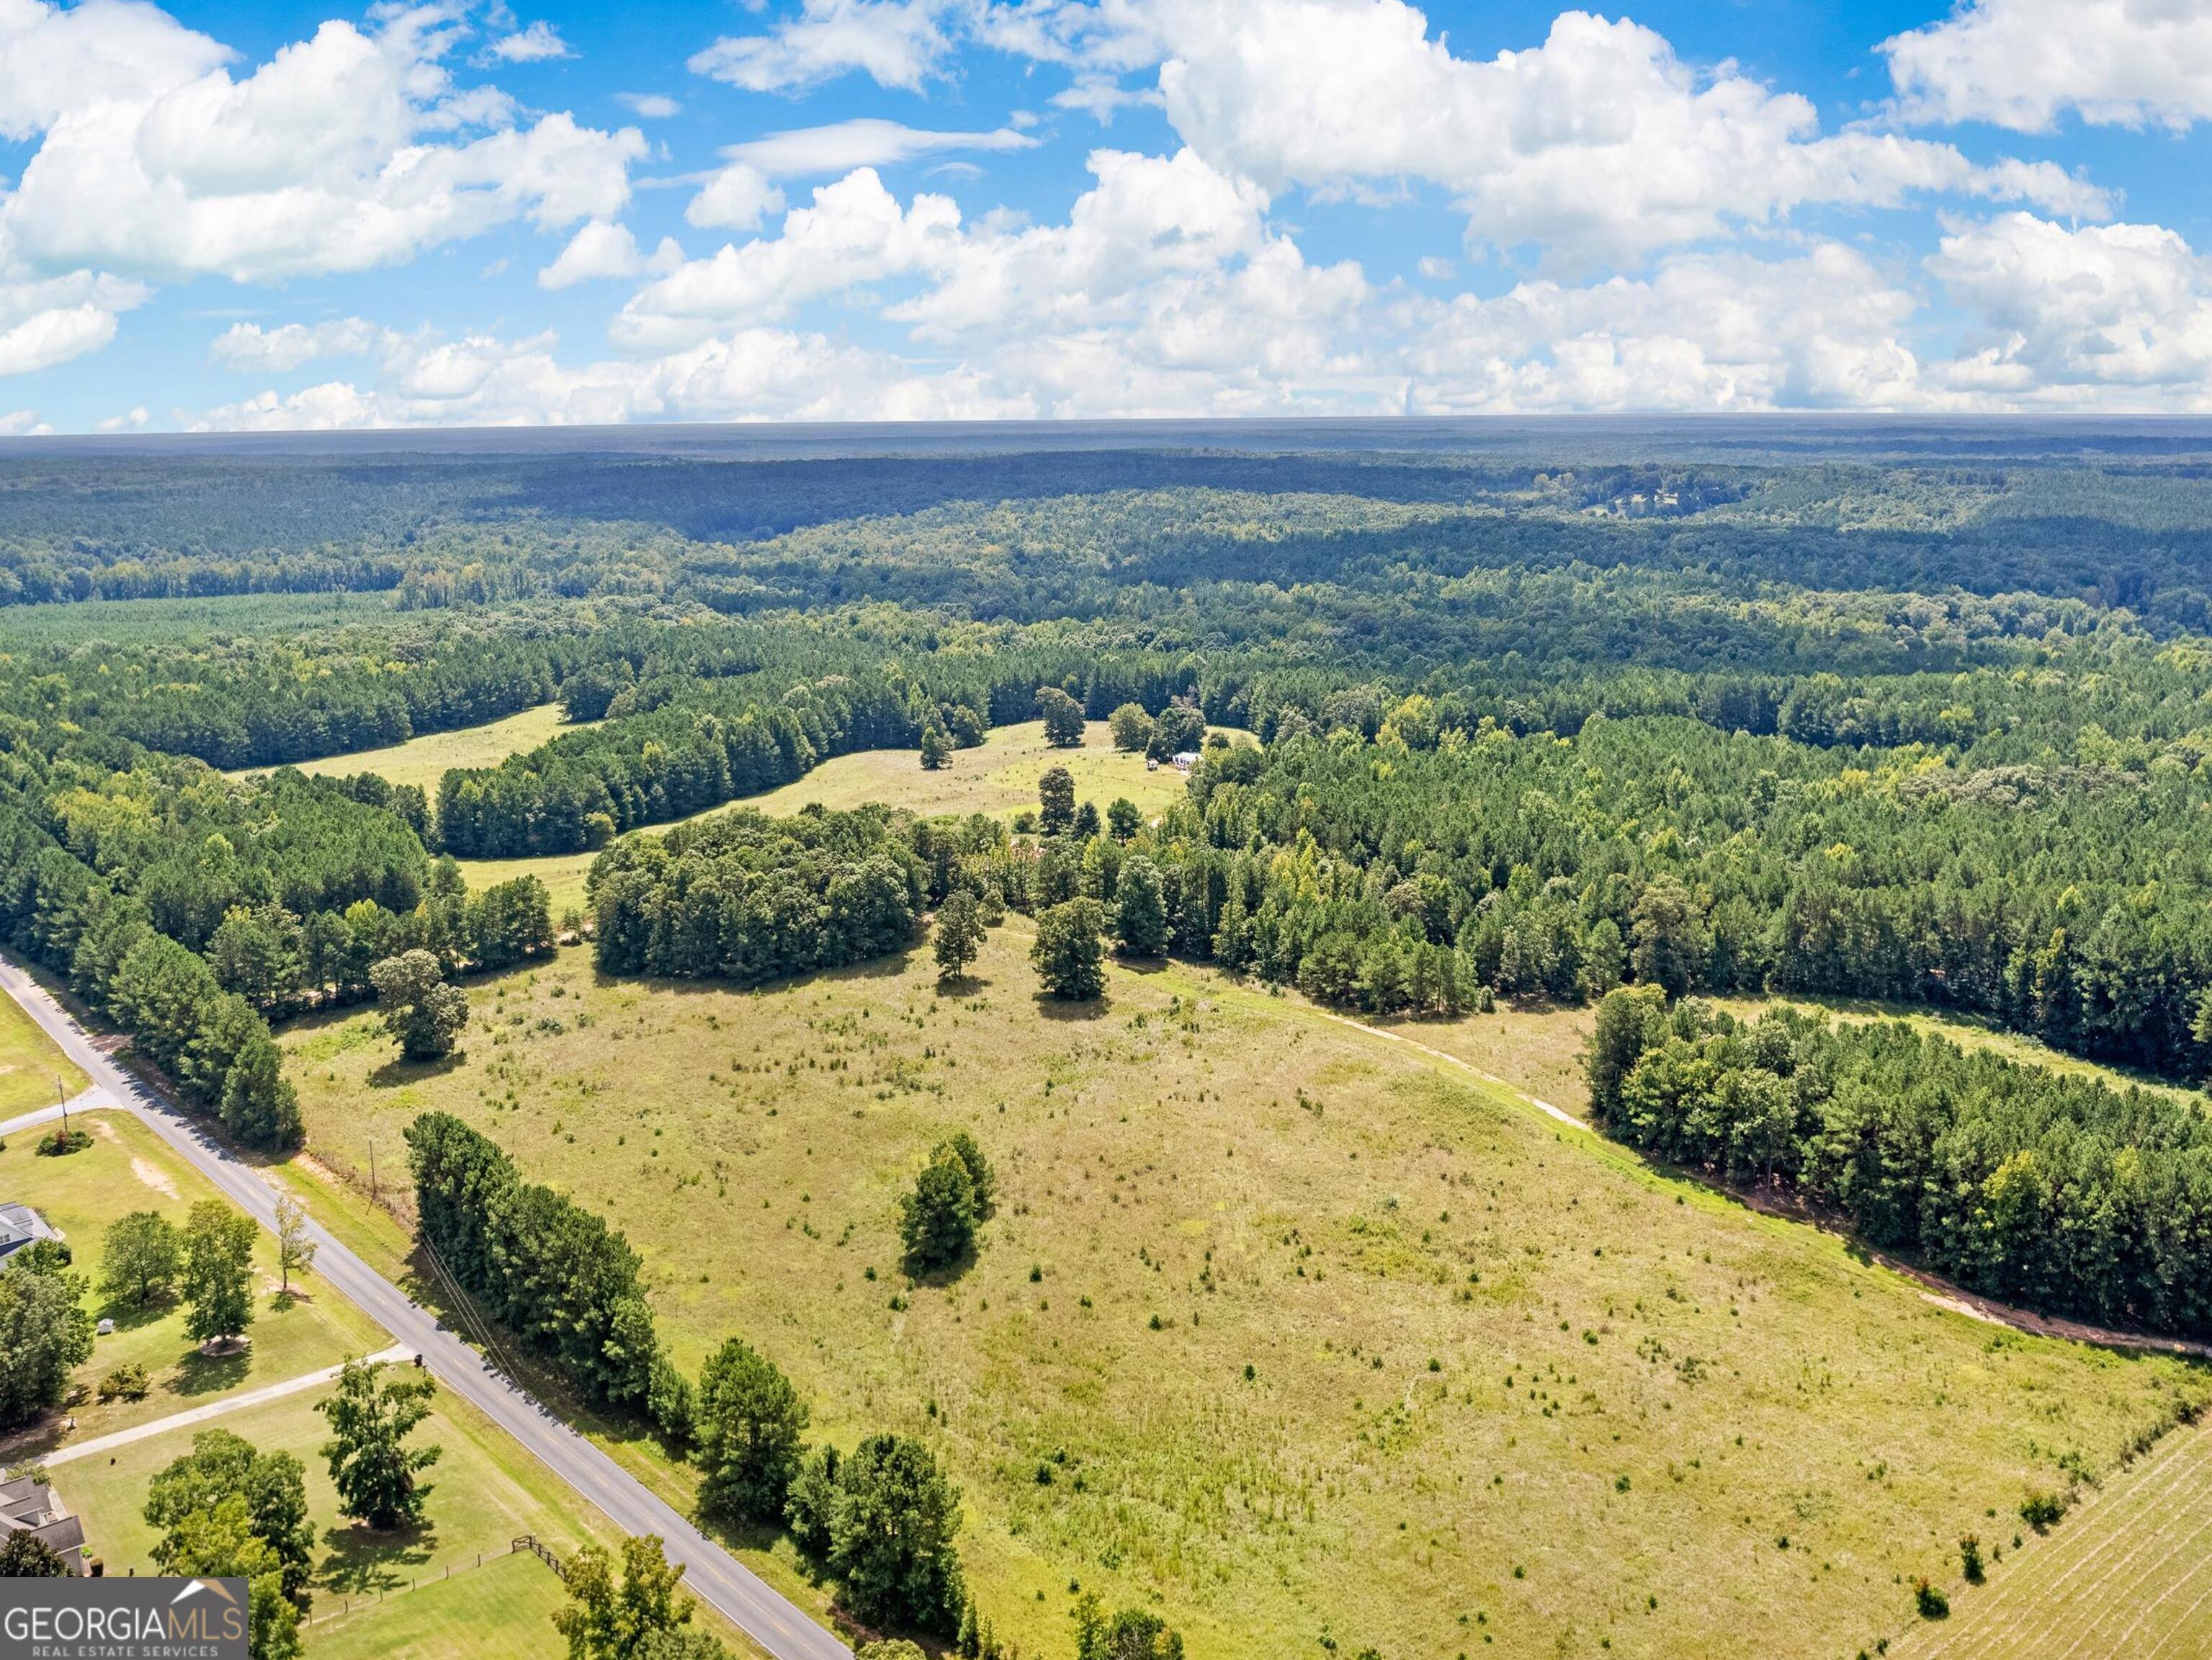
[
  {"x1": 305, "y1": 1550, "x2": 574, "y2": 1660},
  {"x1": 0, "y1": 1109, "x2": 388, "y2": 1450},
  {"x1": 1898, "y1": 1414, "x2": 2212, "y2": 1659},
  {"x1": 277, "y1": 929, "x2": 2211, "y2": 1660},
  {"x1": 0, "y1": 981, "x2": 87, "y2": 1115},
  {"x1": 225, "y1": 702, "x2": 586, "y2": 794},
  {"x1": 452, "y1": 718, "x2": 1238, "y2": 915},
  {"x1": 58, "y1": 1378, "x2": 608, "y2": 1587}
]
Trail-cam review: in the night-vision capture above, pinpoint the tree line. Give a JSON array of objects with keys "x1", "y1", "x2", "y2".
[{"x1": 1588, "y1": 991, "x2": 2212, "y2": 1339}]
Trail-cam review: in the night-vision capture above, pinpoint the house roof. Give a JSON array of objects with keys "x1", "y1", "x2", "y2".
[
  {"x1": 0, "y1": 1202, "x2": 56, "y2": 1260},
  {"x1": 0, "y1": 1480, "x2": 86, "y2": 1570}
]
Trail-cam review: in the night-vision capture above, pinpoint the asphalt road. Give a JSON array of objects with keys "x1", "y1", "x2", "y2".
[{"x1": 0, "y1": 954, "x2": 849, "y2": 1660}]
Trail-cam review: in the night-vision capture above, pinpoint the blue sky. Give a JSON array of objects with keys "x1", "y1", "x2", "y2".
[{"x1": 4, "y1": 0, "x2": 2212, "y2": 430}]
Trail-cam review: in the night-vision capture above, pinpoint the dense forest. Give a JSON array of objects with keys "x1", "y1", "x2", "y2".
[{"x1": 4, "y1": 432, "x2": 2212, "y2": 1339}]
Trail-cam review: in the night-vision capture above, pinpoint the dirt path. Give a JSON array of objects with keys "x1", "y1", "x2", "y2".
[{"x1": 1227, "y1": 970, "x2": 2212, "y2": 1364}]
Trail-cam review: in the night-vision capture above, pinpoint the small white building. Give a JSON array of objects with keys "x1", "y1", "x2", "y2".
[{"x1": 1170, "y1": 751, "x2": 1200, "y2": 772}]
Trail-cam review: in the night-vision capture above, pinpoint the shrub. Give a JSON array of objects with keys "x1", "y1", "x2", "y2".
[
  {"x1": 1958, "y1": 1533, "x2": 1984, "y2": 1584},
  {"x1": 2020, "y1": 1488, "x2": 2068, "y2": 1531},
  {"x1": 1913, "y1": 1577, "x2": 1949, "y2": 1620},
  {"x1": 97, "y1": 1363, "x2": 150, "y2": 1404}
]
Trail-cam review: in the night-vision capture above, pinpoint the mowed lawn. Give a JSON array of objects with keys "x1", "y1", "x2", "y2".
[
  {"x1": 0, "y1": 978, "x2": 86, "y2": 1115},
  {"x1": 453, "y1": 718, "x2": 1235, "y2": 915},
  {"x1": 278, "y1": 929, "x2": 2211, "y2": 1660},
  {"x1": 0, "y1": 1109, "x2": 387, "y2": 1452},
  {"x1": 225, "y1": 702, "x2": 586, "y2": 795},
  {"x1": 1899, "y1": 1415, "x2": 2212, "y2": 1660},
  {"x1": 61, "y1": 1384, "x2": 606, "y2": 1588},
  {"x1": 307, "y1": 1551, "x2": 573, "y2": 1660}
]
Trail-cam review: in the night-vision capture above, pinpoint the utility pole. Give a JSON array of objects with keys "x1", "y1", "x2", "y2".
[
  {"x1": 368, "y1": 1138, "x2": 377, "y2": 1206},
  {"x1": 54, "y1": 1074, "x2": 66, "y2": 1139}
]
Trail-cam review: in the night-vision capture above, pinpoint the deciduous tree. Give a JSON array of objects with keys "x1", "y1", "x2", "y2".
[
  {"x1": 181, "y1": 1201, "x2": 256, "y2": 1349},
  {"x1": 827, "y1": 1434, "x2": 967, "y2": 1635},
  {"x1": 1036, "y1": 687, "x2": 1085, "y2": 747},
  {"x1": 1031, "y1": 898, "x2": 1106, "y2": 1000},
  {"x1": 101, "y1": 1210, "x2": 181, "y2": 1306},
  {"x1": 372, "y1": 949, "x2": 469, "y2": 1061},
  {"x1": 933, "y1": 888, "x2": 985, "y2": 986},
  {"x1": 316, "y1": 1358, "x2": 440, "y2": 1530}
]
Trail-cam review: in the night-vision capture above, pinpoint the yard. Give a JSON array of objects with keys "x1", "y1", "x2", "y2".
[{"x1": 0, "y1": 1109, "x2": 386, "y2": 1453}]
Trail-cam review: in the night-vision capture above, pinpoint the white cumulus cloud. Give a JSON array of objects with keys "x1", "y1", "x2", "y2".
[
  {"x1": 1147, "y1": 3, "x2": 2103, "y2": 269},
  {"x1": 622, "y1": 168, "x2": 964, "y2": 349},
  {"x1": 1884, "y1": 0, "x2": 2212, "y2": 133},
  {"x1": 1400, "y1": 242, "x2": 1932, "y2": 413},
  {"x1": 209, "y1": 316, "x2": 385, "y2": 372},
  {"x1": 0, "y1": 1, "x2": 645, "y2": 287},
  {"x1": 1928, "y1": 213, "x2": 2212, "y2": 404},
  {"x1": 0, "y1": 272, "x2": 151, "y2": 377},
  {"x1": 485, "y1": 20, "x2": 572, "y2": 63},
  {"x1": 538, "y1": 221, "x2": 685, "y2": 289},
  {"x1": 688, "y1": 0, "x2": 952, "y2": 94}
]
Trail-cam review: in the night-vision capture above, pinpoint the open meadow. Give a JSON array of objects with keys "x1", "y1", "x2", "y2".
[
  {"x1": 452, "y1": 718, "x2": 1232, "y2": 914},
  {"x1": 225, "y1": 701, "x2": 586, "y2": 793},
  {"x1": 279, "y1": 928, "x2": 2211, "y2": 1660}
]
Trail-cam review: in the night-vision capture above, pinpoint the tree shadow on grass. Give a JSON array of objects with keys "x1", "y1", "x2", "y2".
[
  {"x1": 94, "y1": 1293, "x2": 175, "y2": 1336},
  {"x1": 367, "y1": 1053, "x2": 466, "y2": 1090},
  {"x1": 900, "y1": 1241, "x2": 979, "y2": 1290},
  {"x1": 315, "y1": 1517, "x2": 439, "y2": 1596},
  {"x1": 169, "y1": 1344, "x2": 250, "y2": 1399},
  {"x1": 1033, "y1": 993, "x2": 1111, "y2": 1020}
]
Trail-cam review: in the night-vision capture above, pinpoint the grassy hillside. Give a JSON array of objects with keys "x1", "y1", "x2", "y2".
[
  {"x1": 226, "y1": 702, "x2": 585, "y2": 794},
  {"x1": 452, "y1": 718, "x2": 1234, "y2": 914},
  {"x1": 278, "y1": 931, "x2": 2209, "y2": 1660}
]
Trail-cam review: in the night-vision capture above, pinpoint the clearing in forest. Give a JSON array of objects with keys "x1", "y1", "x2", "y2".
[
  {"x1": 278, "y1": 927, "x2": 2208, "y2": 1660},
  {"x1": 225, "y1": 702, "x2": 585, "y2": 795}
]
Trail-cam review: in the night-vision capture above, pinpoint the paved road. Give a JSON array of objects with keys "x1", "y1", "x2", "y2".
[{"x1": 0, "y1": 955, "x2": 848, "y2": 1660}]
